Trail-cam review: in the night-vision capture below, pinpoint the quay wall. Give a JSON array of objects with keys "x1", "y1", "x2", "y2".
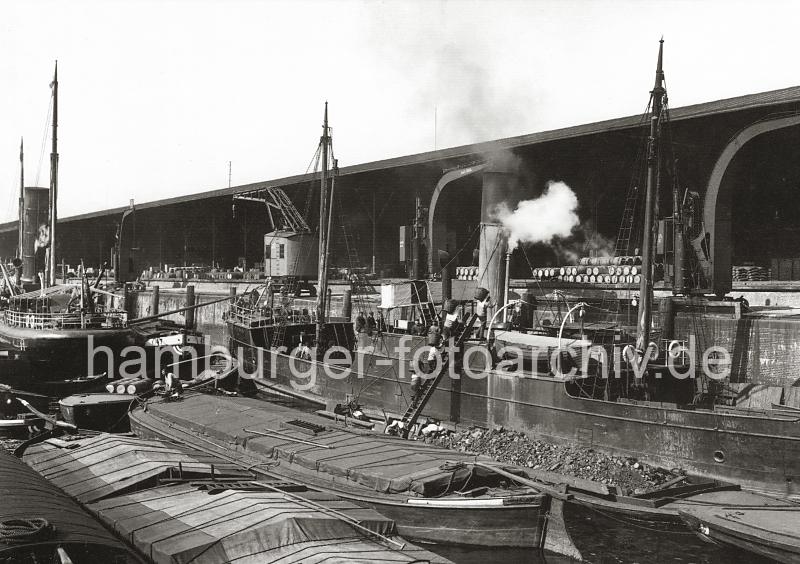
[{"x1": 129, "y1": 279, "x2": 800, "y2": 387}]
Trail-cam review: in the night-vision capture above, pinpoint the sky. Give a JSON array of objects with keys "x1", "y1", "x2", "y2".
[{"x1": 1, "y1": 0, "x2": 798, "y2": 222}]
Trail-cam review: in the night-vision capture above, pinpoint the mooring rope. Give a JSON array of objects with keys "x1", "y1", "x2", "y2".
[{"x1": 0, "y1": 518, "x2": 53, "y2": 544}]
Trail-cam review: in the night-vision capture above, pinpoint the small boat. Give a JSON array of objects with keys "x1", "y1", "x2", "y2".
[
  {"x1": 59, "y1": 393, "x2": 140, "y2": 432},
  {"x1": 679, "y1": 500, "x2": 800, "y2": 563},
  {"x1": 23, "y1": 433, "x2": 453, "y2": 564},
  {"x1": 0, "y1": 445, "x2": 142, "y2": 563},
  {"x1": 129, "y1": 391, "x2": 557, "y2": 549},
  {"x1": 56, "y1": 355, "x2": 246, "y2": 433}
]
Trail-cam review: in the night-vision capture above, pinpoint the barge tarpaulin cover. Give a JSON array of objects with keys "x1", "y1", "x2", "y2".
[
  {"x1": 89, "y1": 484, "x2": 446, "y2": 564},
  {"x1": 0, "y1": 447, "x2": 142, "y2": 564}
]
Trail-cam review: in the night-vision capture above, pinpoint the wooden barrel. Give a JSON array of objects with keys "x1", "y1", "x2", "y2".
[
  {"x1": 126, "y1": 379, "x2": 154, "y2": 395},
  {"x1": 633, "y1": 256, "x2": 642, "y2": 265},
  {"x1": 589, "y1": 275, "x2": 596, "y2": 283},
  {"x1": 631, "y1": 266, "x2": 639, "y2": 276},
  {"x1": 603, "y1": 275, "x2": 612, "y2": 284},
  {"x1": 611, "y1": 275, "x2": 618, "y2": 284},
  {"x1": 591, "y1": 267, "x2": 599, "y2": 276},
  {"x1": 612, "y1": 256, "x2": 622, "y2": 265},
  {"x1": 633, "y1": 274, "x2": 641, "y2": 284},
  {"x1": 623, "y1": 265, "x2": 631, "y2": 276},
  {"x1": 579, "y1": 257, "x2": 590, "y2": 266}
]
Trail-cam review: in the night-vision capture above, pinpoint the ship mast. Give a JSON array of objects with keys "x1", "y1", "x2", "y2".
[
  {"x1": 635, "y1": 40, "x2": 665, "y2": 356},
  {"x1": 18, "y1": 138, "x2": 24, "y2": 261},
  {"x1": 316, "y1": 103, "x2": 331, "y2": 346},
  {"x1": 48, "y1": 61, "x2": 59, "y2": 287}
]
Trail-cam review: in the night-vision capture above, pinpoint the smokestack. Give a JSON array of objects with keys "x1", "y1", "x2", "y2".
[
  {"x1": 22, "y1": 187, "x2": 50, "y2": 282},
  {"x1": 477, "y1": 162, "x2": 522, "y2": 316}
]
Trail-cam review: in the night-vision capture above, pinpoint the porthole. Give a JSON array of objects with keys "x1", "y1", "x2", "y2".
[{"x1": 713, "y1": 450, "x2": 725, "y2": 463}]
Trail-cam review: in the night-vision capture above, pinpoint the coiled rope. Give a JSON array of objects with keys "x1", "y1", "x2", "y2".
[{"x1": 0, "y1": 517, "x2": 53, "y2": 544}]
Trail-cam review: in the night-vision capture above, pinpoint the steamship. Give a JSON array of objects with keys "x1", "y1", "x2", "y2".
[
  {"x1": 0, "y1": 65, "x2": 205, "y2": 399},
  {"x1": 226, "y1": 42, "x2": 800, "y2": 498}
]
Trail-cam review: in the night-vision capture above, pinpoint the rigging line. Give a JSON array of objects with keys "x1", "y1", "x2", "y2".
[
  {"x1": 34, "y1": 94, "x2": 53, "y2": 187},
  {"x1": 359, "y1": 224, "x2": 482, "y2": 405},
  {"x1": 437, "y1": 223, "x2": 481, "y2": 275}
]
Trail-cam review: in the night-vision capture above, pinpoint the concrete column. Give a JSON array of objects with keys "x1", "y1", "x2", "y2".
[
  {"x1": 150, "y1": 285, "x2": 160, "y2": 316},
  {"x1": 185, "y1": 285, "x2": 195, "y2": 329}
]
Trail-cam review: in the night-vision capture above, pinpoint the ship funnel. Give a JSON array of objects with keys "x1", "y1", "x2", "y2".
[
  {"x1": 477, "y1": 160, "x2": 522, "y2": 318},
  {"x1": 21, "y1": 187, "x2": 50, "y2": 282}
]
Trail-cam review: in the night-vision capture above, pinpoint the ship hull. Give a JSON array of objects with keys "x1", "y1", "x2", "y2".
[
  {"x1": 0, "y1": 324, "x2": 136, "y2": 395},
  {"x1": 129, "y1": 393, "x2": 549, "y2": 548},
  {"x1": 229, "y1": 323, "x2": 800, "y2": 498}
]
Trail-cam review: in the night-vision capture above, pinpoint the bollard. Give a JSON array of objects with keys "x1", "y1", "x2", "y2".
[
  {"x1": 342, "y1": 289, "x2": 352, "y2": 320},
  {"x1": 151, "y1": 285, "x2": 160, "y2": 316},
  {"x1": 185, "y1": 285, "x2": 195, "y2": 329}
]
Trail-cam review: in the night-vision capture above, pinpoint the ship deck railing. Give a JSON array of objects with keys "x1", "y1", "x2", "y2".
[
  {"x1": 227, "y1": 303, "x2": 320, "y2": 328},
  {"x1": 3, "y1": 309, "x2": 128, "y2": 330}
]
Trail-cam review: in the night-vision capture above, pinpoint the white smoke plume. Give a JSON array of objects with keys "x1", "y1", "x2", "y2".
[
  {"x1": 494, "y1": 181, "x2": 580, "y2": 250},
  {"x1": 550, "y1": 222, "x2": 615, "y2": 264}
]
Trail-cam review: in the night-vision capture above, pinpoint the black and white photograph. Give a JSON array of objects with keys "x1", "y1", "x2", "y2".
[{"x1": 0, "y1": 1, "x2": 798, "y2": 562}]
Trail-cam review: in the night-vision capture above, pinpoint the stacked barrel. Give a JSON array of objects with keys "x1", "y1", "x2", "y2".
[
  {"x1": 532, "y1": 256, "x2": 643, "y2": 286},
  {"x1": 106, "y1": 377, "x2": 154, "y2": 395},
  {"x1": 456, "y1": 266, "x2": 480, "y2": 280}
]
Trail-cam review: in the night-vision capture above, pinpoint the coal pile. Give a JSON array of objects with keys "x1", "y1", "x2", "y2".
[{"x1": 426, "y1": 427, "x2": 681, "y2": 495}]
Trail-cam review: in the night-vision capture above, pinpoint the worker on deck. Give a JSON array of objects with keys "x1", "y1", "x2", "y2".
[
  {"x1": 366, "y1": 312, "x2": 376, "y2": 335},
  {"x1": 296, "y1": 332, "x2": 312, "y2": 360},
  {"x1": 355, "y1": 312, "x2": 366, "y2": 333},
  {"x1": 442, "y1": 306, "x2": 460, "y2": 342},
  {"x1": 296, "y1": 341, "x2": 312, "y2": 361},
  {"x1": 163, "y1": 368, "x2": 182, "y2": 399},
  {"x1": 475, "y1": 291, "x2": 493, "y2": 340}
]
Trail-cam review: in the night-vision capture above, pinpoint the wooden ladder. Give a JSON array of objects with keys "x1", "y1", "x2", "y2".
[{"x1": 399, "y1": 313, "x2": 478, "y2": 438}]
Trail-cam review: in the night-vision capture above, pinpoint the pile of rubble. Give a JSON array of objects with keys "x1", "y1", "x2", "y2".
[{"x1": 425, "y1": 426, "x2": 681, "y2": 495}]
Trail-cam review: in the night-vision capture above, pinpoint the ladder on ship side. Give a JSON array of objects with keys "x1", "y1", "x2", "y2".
[
  {"x1": 417, "y1": 301, "x2": 439, "y2": 326},
  {"x1": 399, "y1": 313, "x2": 479, "y2": 439},
  {"x1": 411, "y1": 281, "x2": 439, "y2": 327}
]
